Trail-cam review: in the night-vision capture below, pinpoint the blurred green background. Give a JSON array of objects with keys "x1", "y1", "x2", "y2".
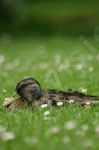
[
  {"x1": 0, "y1": 0, "x2": 99, "y2": 36},
  {"x1": 0, "y1": 2, "x2": 99, "y2": 150}
]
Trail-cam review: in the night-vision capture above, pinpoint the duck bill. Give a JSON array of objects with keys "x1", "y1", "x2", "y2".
[{"x1": 3, "y1": 92, "x2": 25, "y2": 111}]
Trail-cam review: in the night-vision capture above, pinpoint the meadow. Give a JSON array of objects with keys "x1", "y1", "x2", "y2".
[{"x1": 0, "y1": 35, "x2": 99, "y2": 150}]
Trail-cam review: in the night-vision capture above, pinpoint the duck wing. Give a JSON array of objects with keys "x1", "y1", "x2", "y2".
[{"x1": 40, "y1": 89, "x2": 99, "y2": 106}]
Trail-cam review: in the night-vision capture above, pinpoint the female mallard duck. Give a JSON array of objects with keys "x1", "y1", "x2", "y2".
[{"x1": 3, "y1": 77, "x2": 99, "y2": 111}]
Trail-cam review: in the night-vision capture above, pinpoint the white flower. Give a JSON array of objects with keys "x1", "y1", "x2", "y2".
[
  {"x1": 2, "y1": 89, "x2": 7, "y2": 93},
  {"x1": 86, "y1": 101, "x2": 91, "y2": 105},
  {"x1": 50, "y1": 126, "x2": 60, "y2": 134},
  {"x1": 96, "y1": 54, "x2": 99, "y2": 61},
  {"x1": 1, "y1": 131, "x2": 15, "y2": 141},
  {"x1": 41, "y1": 104, "x2": 48, "y2": 108},
  {"x1": 64, "y1": 120, "x2": 77, "y2": 130},
  {"x1": 62, "y1": 136, "x2": 70, "y2": 144},
  {"x1": 81, "y1": 124, "x2": 88, "y2": 131},
  {"x1": 44, "y1": 111, "x2": 50, "y2": 116},
  {"x1": 77, "y1": 113, "x2": 81, "y2": 117},
  {"x1": 80, "y1": 87, "x2": 87, "y2": 94},
  {"x1": 75, "y1": 64, "x2": 83, "y2": 70},
  {"x1": 95, "y1": 126, "x2": 99, "y2": 135},
  {"x1": 83, "y1": 139, "x2": 93, "y2": 148},
  {"x1": 31, "y1": 137, "x2": 38, "y2": 144},
  {"x1": 88, "y1": 67, "x2": 94, "y2": 72},
  {"x1": 0, "y1": 55, "x2": 5, "y2": 63},
  {"x1": 57, "y1": 101, "x2": 63, "y2": 106},
  {"x1": 69, "y1": 100, "x2": 74, "y2": 104}
]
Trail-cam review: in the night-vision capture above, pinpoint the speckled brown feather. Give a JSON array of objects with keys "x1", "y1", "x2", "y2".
[
  {"x1": 40, "y1": 89, "x2": 99, "y2": 106},
  {"x1": 4, "y1": 78, "x2": 99, "y2": 110}
]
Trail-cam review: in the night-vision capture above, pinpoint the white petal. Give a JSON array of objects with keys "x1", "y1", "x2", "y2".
[{"x1": 57, "y1": 102, "x2": 63, "y2": 106}]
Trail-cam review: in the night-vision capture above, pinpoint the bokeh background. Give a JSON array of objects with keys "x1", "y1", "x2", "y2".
[
  {"x1": 0, "y1": 1, "x2": 99, "y2": 150},
  {"x1": 0, "y1": 0, "x2": 99, "y2": 36}
]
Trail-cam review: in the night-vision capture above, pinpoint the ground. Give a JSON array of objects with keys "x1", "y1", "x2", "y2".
[{"x1": 0, "y1": 35, "x2": 99, "y2": 150}]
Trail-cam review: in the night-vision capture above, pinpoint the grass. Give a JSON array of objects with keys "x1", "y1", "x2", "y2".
[{"x1": 0, "y1": 35, "x2": 99, "y2": 150}]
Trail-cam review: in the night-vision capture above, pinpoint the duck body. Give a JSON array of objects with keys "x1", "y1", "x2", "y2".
[
  {"x1": 4, "y1": 78, "x2": 99, "y2": 111},
  {"x1": 5, "y1": 89, "x2": 99, "y2": 111},
  {"x1": 40, "y1": 89, "x2": 99, "y2": 106}
]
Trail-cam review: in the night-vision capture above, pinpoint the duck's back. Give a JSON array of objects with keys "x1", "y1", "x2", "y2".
[{"x1": 40, "y1": 89, "x2": 99, "y2": 106}]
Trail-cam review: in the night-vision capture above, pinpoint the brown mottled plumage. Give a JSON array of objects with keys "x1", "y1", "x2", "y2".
[
  {"x1": 4, "y1": 77, "x2": 99, "y2": 111},
  {"x1": 16, "y1": 78, "x2": 42, "y2": 106}
]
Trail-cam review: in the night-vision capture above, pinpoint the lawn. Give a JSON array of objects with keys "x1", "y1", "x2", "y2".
[{"x1": 0, "y1": 35, "x2": 99, "y2": 150}]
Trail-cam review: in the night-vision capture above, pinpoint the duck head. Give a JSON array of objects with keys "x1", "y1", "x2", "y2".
[
  {"x1": 16, "y1": 77, "x2": 42, "y2": 106},
  {"x1": 3, "y1": 77, "x2": 42, "y2": 110}
]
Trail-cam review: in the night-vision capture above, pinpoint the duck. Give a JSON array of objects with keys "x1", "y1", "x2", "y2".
[{"x1": 3, "y1": 77, "x2": 99, "y2": 111}]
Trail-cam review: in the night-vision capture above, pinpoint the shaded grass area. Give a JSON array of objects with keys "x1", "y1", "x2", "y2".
[
  {"x1": 22, "y1": 1, "x2": 99, "y2": 16},
  {"x1": 0, "y1": 1, "x2": 99, "y2": 35},
  {"x1": 0, "y1": 36, "x2": 99, "y2": 150}
]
